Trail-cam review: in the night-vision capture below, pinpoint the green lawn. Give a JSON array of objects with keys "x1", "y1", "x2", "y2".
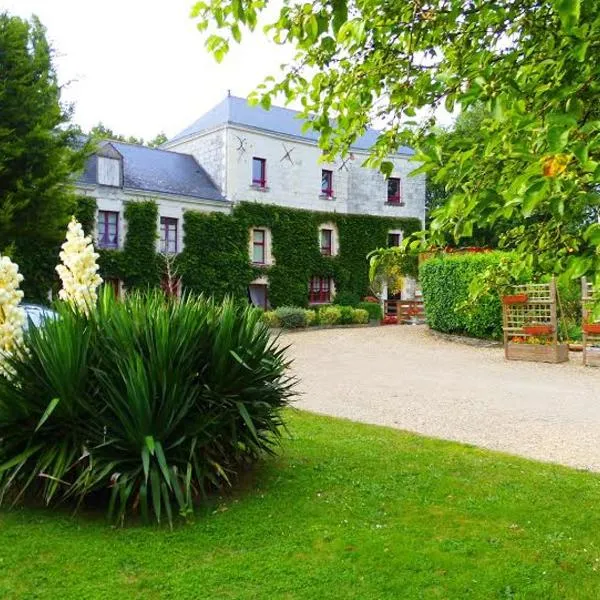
[{"x1": 2, "y1": 410, "x2": 600, "y2": 599}]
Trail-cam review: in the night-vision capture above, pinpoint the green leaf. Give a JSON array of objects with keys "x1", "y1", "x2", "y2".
[
  {"x1": 553, "y1": 0, "x2": 581, "y2": 29},
  {"x1": 381, "y1": 161, "x2": 393, "y2": 178},
  {"x1": 522, "y1": 180, "x2": 548, "y2": 217},
  {"x1": 35, "y1": 398, "x2": 60, "y2": 432}
]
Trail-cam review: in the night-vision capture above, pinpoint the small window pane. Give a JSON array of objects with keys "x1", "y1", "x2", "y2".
[
  {"x1": 321, "y1": 170, "x2": 332, "y2": 194},
  {"x1": 387, "y1": 178, "x2": 401, "y2": 203},
  {"x1": 252, "y1": 158, "x2": 266, "y2": 186}
]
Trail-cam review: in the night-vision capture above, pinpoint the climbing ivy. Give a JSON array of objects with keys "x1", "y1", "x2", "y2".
[
  {"x1": 82, "y1": 197, "x2": 421, "y2": 305},
  {"x1": 179, "y1": 202, "x2": 421, "y2": 306}
]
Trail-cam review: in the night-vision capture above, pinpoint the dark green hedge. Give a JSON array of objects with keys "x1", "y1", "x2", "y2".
[{"x1": 419, "y1": 252, "x2": 505, "y2": 339}]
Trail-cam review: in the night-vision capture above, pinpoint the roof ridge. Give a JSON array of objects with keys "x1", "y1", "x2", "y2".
[{"x1": 109, "y1": 139, "x2": 199, "y2": 159}]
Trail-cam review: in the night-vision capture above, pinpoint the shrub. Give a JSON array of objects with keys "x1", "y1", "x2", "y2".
[
  {"x1": 0, "y1": 291, "x2": 294, "y2": 526},
  {"x1": 333, "y1": 291, "x2": 360, "y2": 307},
  {"x1": 274, "y1": 306, "x2": 307, "y2": 329},
  {"x1": 262, "y1": 310, "x2": 281, "y2": 328},
  {"x1": 339, "y1": 305, "x2": 355, "y2": 324},
  {"x1": 352, "y1": 308, "x2": 370, "y2": 324},
  {"x1": 357, "y1": 301, "x2": 383, "y2": 321},
  {"x1": 319, "y1": 305, "x2": 342, "y2": 325},
  {"x1": 304, "y1": 309, "x2": 317, "y2": 326},
  {"x1": 419, "y1": 252, "x2": 509, "y2": 339}
]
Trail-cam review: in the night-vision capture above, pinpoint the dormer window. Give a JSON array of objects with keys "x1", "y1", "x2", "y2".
[{"x1": 97, "y1": 156, "x2": 121, "y2": 187}]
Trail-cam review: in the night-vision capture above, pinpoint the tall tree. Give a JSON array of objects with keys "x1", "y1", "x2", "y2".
[
  {"x1": 193, "y1": 0, "x2": 600, "y2": 287},
  {"x1": 0, "y1": 13, "x2": 87, "y2": 299},
  {"x1": 85, "y1": 122, "x2": 168, "y2": 148}
]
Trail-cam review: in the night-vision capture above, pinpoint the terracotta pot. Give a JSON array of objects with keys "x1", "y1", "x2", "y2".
[
  {"x1": 502, "y1": 294, "x2": 528, "y2": 305},
  {"x1": 523, "y1": 324, "x2": 553, "y2": 336},
  {"x1": 583, "y1": 323, "x2": 600, "y2": 334}
]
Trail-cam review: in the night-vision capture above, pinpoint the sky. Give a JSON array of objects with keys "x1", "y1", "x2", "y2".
[{"x1": 2, "y1": 0, "x2": 294, "y2": 139}]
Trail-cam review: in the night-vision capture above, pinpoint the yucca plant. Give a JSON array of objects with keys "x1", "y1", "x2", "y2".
[{"x1": 0, "y1": 290, "x2": 295, "y2": 526}]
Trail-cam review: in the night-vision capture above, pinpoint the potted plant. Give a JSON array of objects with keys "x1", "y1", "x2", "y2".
[
  {"x1": 522, "y1": 323, "x2": 554, "y2": 336},
  {"x1": 583, "y1": 322, "x2": 600, "y2": 334},
  {"x1": 502, "y1": 293, "x2": 529, "y2": 305}
]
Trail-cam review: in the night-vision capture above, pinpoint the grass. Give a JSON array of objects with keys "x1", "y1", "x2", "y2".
[{"x1": 2, "y1": 410, "x2": 600, "y2": 599}]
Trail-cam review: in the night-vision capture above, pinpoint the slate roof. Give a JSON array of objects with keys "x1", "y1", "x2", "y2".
[
  {"x1": 78, "y1": 141, "x2": 226, "y2": 202},
  {"x1": 169, "y1": 95, "x2": 414, "y2": 155}
]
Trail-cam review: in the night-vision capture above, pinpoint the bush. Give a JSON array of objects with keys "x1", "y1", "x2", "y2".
[
  {"x1": 0, "y1": 291, "x2": 294, "y2": 526},
  {"x1": 319, "y1": 305, "x2": 342, "y2": 325},
  {"x1": 419, "y1": 252, "x2": 508, "y2": 339},
  {"x1": 352, "y1": 308, "x2": 370, "y2": 324},
  {"x1": 262, "y1": 310, "x2": 281, "y2": 328},
  {"x1": 333, "y1": 291, "x2": 360, "y2": 307},
  {"x1": 357, "y1": 301, "x2": 383, "y2": 321},
  {"x1": 304, "y1": 309, "x2": 317, "y2": 326},
  {"x1": 339, "y1": 305, "x2": 355, "y2": 324},
  {"x1": 274, "y1": 306, "x2": 308, "y2": 329}
]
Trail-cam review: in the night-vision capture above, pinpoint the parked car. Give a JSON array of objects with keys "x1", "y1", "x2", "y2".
[{"x1": 22, "y1": 304, "x2": 58, "y2": 331}]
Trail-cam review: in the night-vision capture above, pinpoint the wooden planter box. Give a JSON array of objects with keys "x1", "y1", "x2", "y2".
[
  {"x1": 585, "y1": 347, "x2": 600, "y2": 367},
  {"x1": 502, "y1": 294, "x2": 528, "y2": 305},
  {"x1": 506, "y1": 342, "x2": 569, "y2": 363}
]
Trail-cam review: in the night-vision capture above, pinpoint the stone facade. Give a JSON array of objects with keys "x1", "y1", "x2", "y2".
[{"x1": 167, "y1": 125, "x2": 426, "y2": 225}]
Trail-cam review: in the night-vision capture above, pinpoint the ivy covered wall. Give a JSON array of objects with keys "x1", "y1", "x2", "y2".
[{"x1": 87, "y1": 198, "x2": 422, "y2": 306}]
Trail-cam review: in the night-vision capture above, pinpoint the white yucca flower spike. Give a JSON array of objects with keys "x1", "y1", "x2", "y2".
[
  {"x1": 56, "y1": 217, "x2": 103, "y2": 314},
  {"x1": 0, "y1": 255, "x2": 26, "y2": 379}
]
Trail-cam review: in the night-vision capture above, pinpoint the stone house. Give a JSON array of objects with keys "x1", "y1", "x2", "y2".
[{"x1": 77, "y1": 95, "x2": 426, "y2": 305}]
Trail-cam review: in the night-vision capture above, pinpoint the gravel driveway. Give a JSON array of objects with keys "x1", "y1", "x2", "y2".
[{"x1": 283, "y1": 325, "x2": 600, "y2": 471}]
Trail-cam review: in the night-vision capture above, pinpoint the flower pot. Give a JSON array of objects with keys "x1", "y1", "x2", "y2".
[
  {"x1": 523, "y1": 325, "x2": 553, "y2": 336},
  {"x1": 502, "y1": 294, "x2": 528, "y2": 305},
  {"x1": 583, "y1": 323, "x2": 600, "y2": 334}
]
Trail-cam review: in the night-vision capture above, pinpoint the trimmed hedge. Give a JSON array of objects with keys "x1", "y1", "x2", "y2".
[
  {"x1": 419, "y1": 252, "x2": 506, "y2": 339},
  {"x1": 357, "y1": 301, "x2": 383, "y2": 321}
]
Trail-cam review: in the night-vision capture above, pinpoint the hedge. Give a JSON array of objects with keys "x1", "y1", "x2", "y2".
[{"x1": 419, "y1": 252, "x2": 506, "y2": 339}]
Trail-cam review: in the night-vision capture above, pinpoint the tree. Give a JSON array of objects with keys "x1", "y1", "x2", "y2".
[
  {"x1": 193, "y1": 0, "x2": 600, "y2": 289},
  {"x1": 86, "y1": 122, "x2": 168, "y2": 148},
  {"x1": 0, "y1": 13, "x2": 87, "y2": 300}
]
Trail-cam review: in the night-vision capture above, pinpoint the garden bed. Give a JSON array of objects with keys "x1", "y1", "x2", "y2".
[{"x1": 506, "y1": 342, "x2": 569, "y2": 363}]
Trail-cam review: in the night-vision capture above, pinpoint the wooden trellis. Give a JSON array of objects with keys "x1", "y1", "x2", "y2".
[
  {"x1": 581, "y1": 277, "x2": 600, "y2": 367},
  {"x1": 502, "y1": 279, "x2": 569, "y2": 363}
]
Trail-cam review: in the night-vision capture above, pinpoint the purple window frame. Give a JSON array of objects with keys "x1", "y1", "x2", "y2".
[
  {"x1": 321, "y1": 170, "x2": 333, "y2": 197},
  {"x1": 387, "y1": 177, "x2": 402, "y2": 205},
  {"x1": 309, "y1": 277, "x2": 331, "y2": 304},
  {"x1": 160, "y1": 217, "x2": 178, "y2": 253},
  {"x1": 97, "y1": 210, "x2": 119, "y2": 249},
  {"x1": 252, "y1": 157, "x2": 267, "y2": 187}
]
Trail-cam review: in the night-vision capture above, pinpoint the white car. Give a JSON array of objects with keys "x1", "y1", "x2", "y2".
[{"x1": 22, "y1": 304, "x2": 58, "y2": 331}]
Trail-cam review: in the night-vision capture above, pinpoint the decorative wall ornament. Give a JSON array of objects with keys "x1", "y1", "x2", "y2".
[
  {"x1": 280, "y1": 143, "x2": 295, "y2": 164},
  {"x1": 338, "y1": 153, "x2": 355, "y2": 172},
  {"x1": 235, "y1": 135, "x2": 247, "y2": 156}
]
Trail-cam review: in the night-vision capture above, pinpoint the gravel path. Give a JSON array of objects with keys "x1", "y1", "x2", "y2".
[{"x1": 283, "y1": 325, "x2": 600, "y2": 471}]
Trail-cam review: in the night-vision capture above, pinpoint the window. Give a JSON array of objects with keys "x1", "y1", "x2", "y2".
[
  {"x1": 387, "y1": 177, "x2": 402, "y2": 204},
  {"x1": 160, "y1": 217, "x2": 178, "y2": 253},
  {"x1": 252, "y1": 229, "x2": 266, "y2": 264},
  {"x1": 252, "y1": 157, "x2": 267, "y2": 187},
  {"x1": 248, "y1": 284, "x2": 269, "y2": 309},
  {"x1": 388, "y1": 233, "x2": 402, "y2": 247},
  {"x1": 97, "y1": 210, "x2": 119, "y2": 249},
  {"x1": 320, "y1": 229, "x2": 333, "y2": 256},
  {"x1": 97, "y1": 157, "x2": 121, "y2": 187},
  {"x1": 309, "y1": 277, "x2": 332, "y2": 304},
  {"x1": 321, "y1": 169, "x2": 333, "y2": 197}
]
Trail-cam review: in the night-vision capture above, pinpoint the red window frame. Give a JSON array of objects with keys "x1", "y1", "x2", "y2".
[
  {"x1": 309, "y1": 277, "x2": 331, "y2": 304},
  {"x1": 387, "y1": 177, "x2": 402, "y2": 205},
  {"x1": 388, "y1": 233, "x2": 401, "y2": 247},
  {"x1": 321, "y1": 169, "x2": 333, "y2": 197},
  {"x1": 97, "y1": 210, "x2": 119, "y2": 249},
  {"x1": 252, "y1": 157, "x2": 267, "y2": 187},
  {"x1": 252, "y1": 228, "x2": 266, "y2": 264},
  {"x1": 320, "y1": 229, "x2": 333, "y2": 256},
  {"x1": 160, "y1": 217, "x2": 178, "y2": 253}
]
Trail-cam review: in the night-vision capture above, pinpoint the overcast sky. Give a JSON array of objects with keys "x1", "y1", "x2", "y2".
[{"x1": 2, "y1": 0, "x2": 294, "y2": 139}]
